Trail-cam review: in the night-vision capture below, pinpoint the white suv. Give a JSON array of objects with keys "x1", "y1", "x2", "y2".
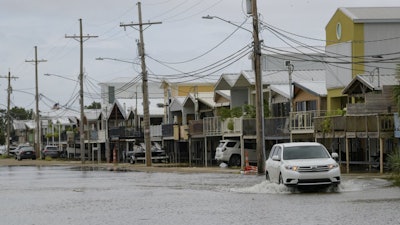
[
  {"x1": 265, "y1": 142, "x2": 341, "y2": 187},
  {"x1": 215, "y1": 139, "x2": 256, "y2": 167}
]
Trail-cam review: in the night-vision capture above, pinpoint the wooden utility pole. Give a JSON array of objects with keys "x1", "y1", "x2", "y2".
[
  {"x1": 120, "y1": 2, "x2": 161, "y2": 167},
  {"x1": 0, "y1": 71, "x2": 18, "y2": 155},
  {"x1": 66, "y1": 19, "x2": 98, "y2": 164},
  {"x1": 251, "y1": 0, "x2": 265, "y2": 174},
  {"x1": 26, "y1": 46, "x2": 46, "y2": 159}
]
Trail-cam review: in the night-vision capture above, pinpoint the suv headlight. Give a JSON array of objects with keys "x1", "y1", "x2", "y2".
[
  {"x1": 328, "y1": 163, "x2": 339, "y2": 170},
  {"x1": 284, "y1": 165, "x2": 298, "y2": 171}
]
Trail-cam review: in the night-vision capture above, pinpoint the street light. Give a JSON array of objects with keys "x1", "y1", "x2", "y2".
[
  {"x1": 44, "y1": 73, "x2": 78, "y2": 82},
  {"x1": 202, "y1": 0, "x2": 265, "y2": 174},
  {"x1": 96, "y1": 57, "x2": 140, "y2": 65},
  {"x1": 202, "y1": 15, "x2": 252, "y2": 33},
  {"x1": 96, "y1": 56, "x2": 142, "y2": 164}
]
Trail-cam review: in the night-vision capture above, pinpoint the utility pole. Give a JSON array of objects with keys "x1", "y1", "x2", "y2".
[
  {"x1": 26, "y1": 46, "x2": 46, "y2": 159},
  {"x1": 66, "y1": 18, "x2": 98, "y2": 164},
  {"x1": 251, "y1": 0, "x2": 265, "y2": 174},
  {"x1": 0, "y1": 71, "x2": 18, "y2": 155},
  {"x1": 286, "y1": 61, "x2": 294, "y2": 142},
  {"x1": 120, "y1": 2, "x2": 161, "y2": 167}
]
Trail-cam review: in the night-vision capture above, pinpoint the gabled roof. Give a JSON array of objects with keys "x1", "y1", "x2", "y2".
[
  {"x1": 342, "y1": 74, "x2": 398, "y2": 94},
  {"x1": 169, "y1": 97, "x2": 185, "y2": 112},
  {"x1": 161, "y1": 75, "x2": 218, "y2": 85},
  {"x1": 270, "y1": 84, "x2": 290, "y2": 99},
  {"x1": 50, "y1": 117, "x2": 75, "y2": 125},
  {"x1": 13, "y1": 120, "x2": 30, "y2": 131},
  {"x1": 340, "y1": 7, "x2": 400, "y2": 23},
  {"x1": 40, "y1": 108, "x2": 79, "y2": 119},
  {"x1": 214, "y1": 90, "x2": 230, "y2": 107},
  {"x1": 233, "y1": 72, "x2": 253, "y2": 87},
  {"x1": 294, "y1": 81, "x2": 327, "y2": 97},
  {"x1": 270, "y1": 80, "x2": 327, "y2": 99},
  {"x1": 183, "y1": 92, "x2": 216, "y2": 109},
  {"x1": 84, "y1": 109, "x2": 103, "y2": 121},
  {"x1": 113, "y1": 99, "x2": 128, "y2": 119},
  {"x1": 215, "y1": 90, "x2": 230, "y2": 100},
  {"x1": 214, "y1": 73, "x2": 241, "y2": 90}
]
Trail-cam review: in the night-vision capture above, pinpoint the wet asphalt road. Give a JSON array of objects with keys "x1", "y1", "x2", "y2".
[{"x1": 0, "y1": 166, "x2": 399, "y2": 225}]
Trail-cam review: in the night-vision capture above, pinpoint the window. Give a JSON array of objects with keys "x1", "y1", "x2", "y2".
[
  {"x1": 226, "y1": 141, "x2": 237, "y2": 148},
  {"x1": 283, "y1": 146, "x2": 330, "y2": 160},
  {"x1": 269, "y1": 146, "x2": 276, "y2": 158},
  {"x1": 296, "y1": 100, "x2": 317, "y2": 111}
]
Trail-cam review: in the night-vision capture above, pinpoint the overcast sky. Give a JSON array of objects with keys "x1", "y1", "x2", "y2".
[{"x1": 1, "y1": 0, "x2": 399, "y2": 114}]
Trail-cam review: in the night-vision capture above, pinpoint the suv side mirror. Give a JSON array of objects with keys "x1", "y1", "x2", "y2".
[
  {"x1": 272, "y1": 155, "x2": 281, "y2": 161},
  {"x1": 331, "y1": 152, "x2": 339, "y2": 159}
]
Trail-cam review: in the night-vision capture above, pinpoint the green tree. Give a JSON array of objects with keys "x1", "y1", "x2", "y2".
[
  {"x1": 230, "y1": 106, "x2": 243, "y2": 118},
  {"x1": 86, "y1": 101, "x2": 101, "y2": 109},
  {"x1": 217, "y1": 107, "x2": 232, "y2": 121},
  {"x1": 10, "y1": 107, "x2": 33, "y2": 120}
]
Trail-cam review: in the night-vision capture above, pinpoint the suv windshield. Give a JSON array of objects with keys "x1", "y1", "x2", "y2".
[{"x1": 283, "y1": 146, "x2": 330, "y2": 160}]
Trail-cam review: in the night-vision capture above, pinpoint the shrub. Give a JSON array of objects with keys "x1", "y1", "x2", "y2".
[{"x1": 388, "y1": 149, "x2": 400, "y2": 186}]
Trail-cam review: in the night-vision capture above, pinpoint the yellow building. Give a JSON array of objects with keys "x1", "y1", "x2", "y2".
[{"x1": 325, "y1": 7, "x2": 400, "y2": 111}]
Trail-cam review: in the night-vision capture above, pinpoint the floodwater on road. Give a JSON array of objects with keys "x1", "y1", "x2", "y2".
[{"x1": 0, "y1": 166, "x2": 399, "y2": 225}]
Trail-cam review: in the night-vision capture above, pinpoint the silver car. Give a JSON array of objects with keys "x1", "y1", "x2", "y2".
[{"x1": 265, "y1": 142, "x2": 341, "y2": 187}]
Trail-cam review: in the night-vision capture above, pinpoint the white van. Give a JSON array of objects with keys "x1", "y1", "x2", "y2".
[{"x1": 215, "y1": 139, "x2": 257, "y2": 167}]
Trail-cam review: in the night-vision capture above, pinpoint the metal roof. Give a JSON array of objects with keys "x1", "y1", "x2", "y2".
[
  {"x1": 270, "y1": 84, "x2": 290, "y2": 99},
  {"x1": 295, "y1": 81, "x2": 327, "y2": 97},
  {"x1": 169, "y1": 97, "x2": 185, "y2": 112},
  {"x1": 340, "y1": 7, "x2": 400, "y2": 23},
  {"x1": 243, "y1": 69, "x2": 326, "y2": 85},
  {"x1": 115, "y1": 98, "x2": 165, "y2": 117},
  {"x1": 184, "y1": 92, "x2": 216, "y2": 109},
  {"x1": 214, "y1": 73, "x2": 241, "y2": 90},
  {"x1": 342, "y1": 74, "x2": 398, "y2": 94}
]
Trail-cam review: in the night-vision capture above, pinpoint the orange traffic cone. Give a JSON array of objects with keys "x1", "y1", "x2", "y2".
[{"x1": 244, "y1": 151, "x2": 257, "y2": 174}]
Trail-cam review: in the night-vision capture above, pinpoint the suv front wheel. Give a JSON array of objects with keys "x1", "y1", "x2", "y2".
[{"x1": 229, "y1": 155, "x2": 241, "y2": 167}]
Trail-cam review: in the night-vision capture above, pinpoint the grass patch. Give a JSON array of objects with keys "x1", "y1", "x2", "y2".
[
  {"x1": 44, "y1": 156, "x2": 53, "y2": 161},
  {"x1": 388, "y1": 149, "x2": 400, "y2": 186},
  {"x1": 1, "y1": 154, "x2": 13, "y2": 159}
]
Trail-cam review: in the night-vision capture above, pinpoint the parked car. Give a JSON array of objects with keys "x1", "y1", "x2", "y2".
[
  {"x1": 10, "y1": 144, "x2": 31, "y2": 156},
  {"x1": 15, "y1": 146, "x2": 36, "y2": 160},
  {"x1": 0, "y1": 145, "x2": 6, "y2": 155},
  {"x1": 215, "y1": 139, "x2": 257, "y2": 167},
  {"x1": 42, "y1": 145, "x2": 61, "y2": 159},
  {"x1": 128, "y1": 142, "x2": 168, "y2": 164},
  {"x1": 265, "y1": 142, "x2": 341, "y2": 188}
]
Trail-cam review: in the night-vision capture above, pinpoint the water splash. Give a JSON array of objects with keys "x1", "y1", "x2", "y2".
[{"x1": 230, "y1": 180, "x2": 293, "y2": 194}]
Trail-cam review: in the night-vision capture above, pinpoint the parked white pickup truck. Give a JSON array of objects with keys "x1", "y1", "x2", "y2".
[{"x1": 128, "y1": 142, "x2": 169, "y2": 164}]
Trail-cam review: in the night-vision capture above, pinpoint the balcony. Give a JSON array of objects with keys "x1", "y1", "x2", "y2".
[
  {"x1": 221, "y1": 117, "x2": 243, "y2": 135},
  {"x1": 162, "y1": 124, "x2": 180, "y2": 140},
  {"x1": 150, "y1": 125, "x2": 162, "y2": 137},
  {"x1": 290, "y1": 111, "x2": 316, "y2": 134},
  {"x1": 314, "y1": 113, "x2": 394, "y2": 139},
  {"x1": 203, "y1": 117, "x2": 222, "y2": 136},
  {"x1": 189, "y1": 120, "x2": 204, "y2": 137},
  {"x1": 108, "y1": 126, "x2": 143, "y2": 139},
  {"x1": 265, "y1": 117, "x2": 289, "y2": 139}
]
